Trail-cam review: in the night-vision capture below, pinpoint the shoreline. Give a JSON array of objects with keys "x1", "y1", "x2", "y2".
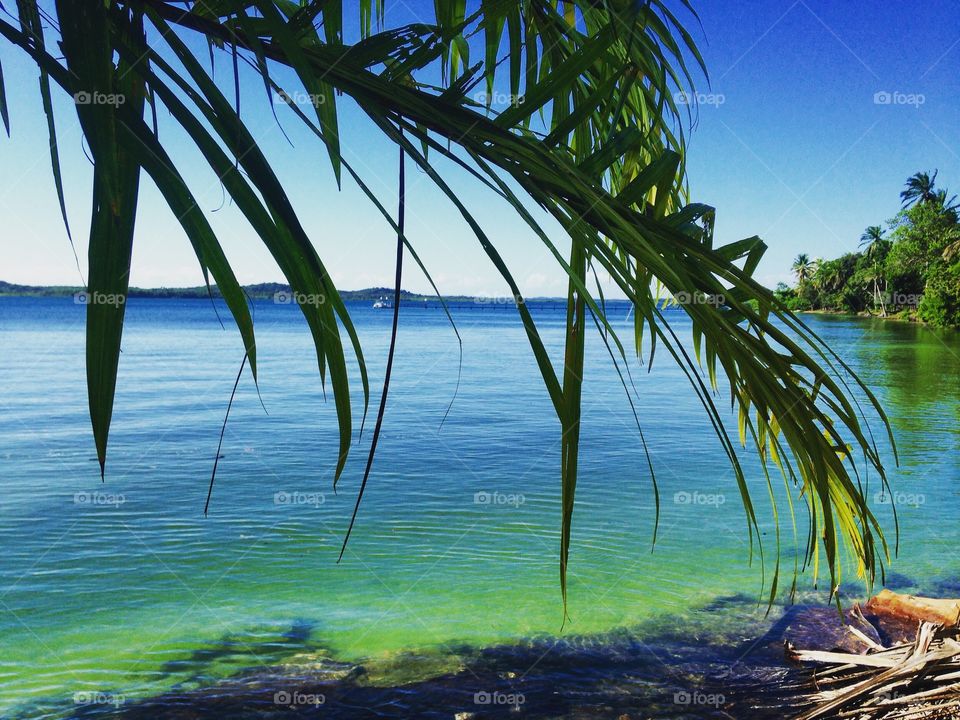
[
  {"x1": 48, "y1": 587, "x2": 955, "y2": 720},
  {"x1": 8, "y1": 590, "x2": 927, "y2": 720},
  {"x1": 21, "y1": 598, "x2": 799, "y2": 720},
  {"x1": 799, "y1": 307, "x2": 928, "y2": 325}
]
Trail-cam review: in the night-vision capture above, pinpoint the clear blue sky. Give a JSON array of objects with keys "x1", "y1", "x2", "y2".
[{"x1": 0, "y1": 0, "x2": 957, "y2": 296}]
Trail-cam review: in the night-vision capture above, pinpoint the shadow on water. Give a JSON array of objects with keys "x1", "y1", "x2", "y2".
[
  {"x1": 158, "y1": 619, "x2": 319, "y2": 683},
  {"x1": 23, "y1": 598, "x2": 829, "y2": 720}
]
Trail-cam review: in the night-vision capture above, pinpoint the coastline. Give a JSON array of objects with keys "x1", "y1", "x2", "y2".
[
  {"x1": 799, "y1": 307, "x2": 927, "y2": 325},
  {"x1": 14, "y1": 594, "x2": 808, "y2": 720},
  {"x1": 13, "y1": 586, "x2": 950, "y2": 720}
]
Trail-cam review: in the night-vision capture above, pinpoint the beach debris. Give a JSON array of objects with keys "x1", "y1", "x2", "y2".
[
  {"x1": 789, "y1": 598, "x2": 960, "y2": 720},
  {"x1": 867, "y1": 589, "x2": 960, "y2": 628}
]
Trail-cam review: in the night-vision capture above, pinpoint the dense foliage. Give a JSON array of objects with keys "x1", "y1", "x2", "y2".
[{"x1": 777, "y1": 171, "x2": 960, "y2": 328}]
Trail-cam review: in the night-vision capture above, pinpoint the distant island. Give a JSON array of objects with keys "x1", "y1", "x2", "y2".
[
  {"x1": 0, "y1": 280, "x2": 574, "y2": 305},
  {"x1": 0, "y1": 280, "x2": 422, "y2": 301}
]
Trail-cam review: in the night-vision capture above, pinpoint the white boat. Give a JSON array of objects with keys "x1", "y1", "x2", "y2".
[{"x1": 372, "y1": 296, "x2": 392, "y2": 309}]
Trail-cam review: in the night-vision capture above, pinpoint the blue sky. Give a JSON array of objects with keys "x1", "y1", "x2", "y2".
[{"x1": 0, "y1": 0, "x2": 957, "y2": 296}]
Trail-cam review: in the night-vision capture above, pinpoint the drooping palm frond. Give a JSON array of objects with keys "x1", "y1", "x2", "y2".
[{"x1": 0, "y1": 0, "x2": 895, "y2": 614}]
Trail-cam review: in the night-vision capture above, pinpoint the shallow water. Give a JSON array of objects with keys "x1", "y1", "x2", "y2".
[{"x1": 0, "y1": 297, "x2": 957, "y2": 718}]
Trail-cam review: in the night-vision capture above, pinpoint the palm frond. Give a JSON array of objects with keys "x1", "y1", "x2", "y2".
[{"x1": 0, "y1": 0, "x2": 896, "y2": 615}]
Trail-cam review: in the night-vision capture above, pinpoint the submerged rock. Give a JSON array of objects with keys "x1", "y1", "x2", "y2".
[
  {"x1": 783, "y1": 606, "x2": 881, "y2": 654},
  {"x1": 745, "y1": 604, "x2": 882, "y2": 656}
]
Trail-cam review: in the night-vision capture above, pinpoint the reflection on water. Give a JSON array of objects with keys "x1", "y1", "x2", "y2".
[
  {"x1": 859, "y1": 318, "x2": 960, "y2": 426},
  {"x1": 831, "y1": 317, "x2": 960, "y2": 590}
]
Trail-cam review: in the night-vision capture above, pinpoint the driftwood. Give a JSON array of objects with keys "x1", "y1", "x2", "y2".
[
  {"x1": 790, "y1": 592, "x2": 960, "y2": 720},
  {"x1": 867, "y1": 590, "x2": 960, "y2": 628}
]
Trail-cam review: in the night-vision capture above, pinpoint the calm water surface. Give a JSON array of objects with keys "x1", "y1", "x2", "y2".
[{"x1": 0, "y1": 297, "x2": 957, "y2": 718}]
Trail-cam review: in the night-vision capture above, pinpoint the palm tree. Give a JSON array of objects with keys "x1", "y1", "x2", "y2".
[
  {"x1": 0, "y1": 1, "x2": 893, "y2": 605},
  {"x1": 859, "y1": 226, "x2": 886, "y2": 255},
  {"x1": 933, "y1": 189, "x2": 960, "y2": 223},
  {"x1": 859, "y1": 226, "x2": 888, "y2": 316},
  {"x1": 792, "y1": 253, "x2": 815, "y2": 285},
  {"x1": 817, "y1": 260, "x2": 843, "y2": 293},
  {"x1": 901, "y1": 170, "x2": 939, "y2": 207}
]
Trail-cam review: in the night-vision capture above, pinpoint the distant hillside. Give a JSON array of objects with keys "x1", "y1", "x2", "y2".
[
  {"x1": 0, "y1": 281, "x2": 563, "y2": 304},
  {"x1": 0, "y1": 281, "x2": 435, "y2": 301}
]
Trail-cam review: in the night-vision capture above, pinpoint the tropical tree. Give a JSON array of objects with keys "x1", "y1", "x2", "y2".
[
  {"x1": 787, "y1": 172, "x2": 959, "y2": 327},
  {"x1": 888, "y1": 196, "x2": 960, "y2": 324},
  {"x1": 901, "y1": 170, "x2": 939, "y2": 208},
  {"x1": 812, "y1": 258, "x2": 838, "y2": 293},
  {"x1": 933, "y1": 189, "x2": 959, "y2": 223},
  {"x1": 792, "y1": 253, "x2": 815, "y2": 285},
  {"x1": 0, "y1": 1, "x2": 894, "y2": 608},
  {"x1": 859, "y1": 226, "x2": 886, "y2": 256},
  {"x1": 859, "y1": 226, "x2": 889, "y2": 315}
]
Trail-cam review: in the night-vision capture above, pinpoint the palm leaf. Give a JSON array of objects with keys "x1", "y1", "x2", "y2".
[
  {"x1": 0, "y1": 52, "x2": 9, "y2": 135},
  {"x1": 0, "y1": 0, "x2": 897, "y2": 614},
  {"x1": 17, "y1": 0, "x2": 72, "y2": 240}
]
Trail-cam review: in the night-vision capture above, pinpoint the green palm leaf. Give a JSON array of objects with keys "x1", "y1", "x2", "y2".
[{"x1": 0, "y1": 0, "x2": 897, "y2": 616}]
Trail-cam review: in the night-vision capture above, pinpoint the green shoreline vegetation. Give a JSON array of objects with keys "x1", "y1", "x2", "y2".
[{"x1": 775, "y1": 170, "x2": 960, "y2": 328}]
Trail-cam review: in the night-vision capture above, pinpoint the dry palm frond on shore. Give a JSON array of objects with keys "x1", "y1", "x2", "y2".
[{"x1": 792, "y1": 622, "x2": 960, "y2": 719}]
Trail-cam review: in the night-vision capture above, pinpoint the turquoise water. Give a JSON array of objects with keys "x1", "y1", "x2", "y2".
[{"x1": 0, "y1": 297, "x2": 957, "y2": 718}]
